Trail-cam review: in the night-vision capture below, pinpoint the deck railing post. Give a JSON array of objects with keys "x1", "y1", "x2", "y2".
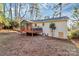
[
  {"x1": 26, "y1": 32, "x2": 27, "y2": 36},
  {"x1": 32, "y1": 32, "x2": 33, "y2": 37},
  {"x1": 31, "y1": 23, "x2": 33, "y2": 37}
]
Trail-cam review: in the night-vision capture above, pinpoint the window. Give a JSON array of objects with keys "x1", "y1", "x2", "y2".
[
  {"x1": 42, "y1": 23, "x2": 44, "y2": 26},
  {"x1": 35, "y1": 24, "x2": 37, "y2": 27},
  {"x1": 58, "y1": 32, "x2": 64, "y2": 37}
]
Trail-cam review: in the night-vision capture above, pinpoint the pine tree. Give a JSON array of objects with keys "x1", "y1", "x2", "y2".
[
  {"x1": 29, "y1": 3, "x2": 41, "y2": 20},
  {"x1": 9, "y1": 3, "x2": 12, "y2": 20}
]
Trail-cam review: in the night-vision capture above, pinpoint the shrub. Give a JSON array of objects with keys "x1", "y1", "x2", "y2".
[
  {"x1": 67, "y1": 30, "x2": 79, "y2": 40},
  {"x1": 10, "y1": 20, "x2": 19, "y2": 28},
  {"x1": 49, "y1": 23, "x2": 56, "y2": 30},
  {"x1": 3, "y1": 19, "x2": 19, "y2": 29}
]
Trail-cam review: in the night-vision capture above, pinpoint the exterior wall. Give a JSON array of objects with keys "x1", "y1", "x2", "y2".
[
  {"x1": 42, "y1": 23, "x2": 51, "y2": 36},
  {"x1": 32, "y1": 23, "x2": 43, "y2": 28},
  {"x1": 53, "y1": 21, "x2": 67, "y2": 39},
  {"x1": 32, "y1": 20, "x2": 68, "y2": 39}
]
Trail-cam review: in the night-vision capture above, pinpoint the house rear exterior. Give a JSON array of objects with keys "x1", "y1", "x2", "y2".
[
  {"x1": 20, "y1": 16, "x2": 69, "y2": 39},
  {"x1": 32, "y1": 16, "x2": 69, "y2": 39}
]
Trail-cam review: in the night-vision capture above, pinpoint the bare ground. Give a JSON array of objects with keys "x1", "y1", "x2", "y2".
[{"x1": 0, "y1": 32, "x2": 79, "y2": 56}]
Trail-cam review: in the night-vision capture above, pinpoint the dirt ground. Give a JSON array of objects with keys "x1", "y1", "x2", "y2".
[{"x1": 0, "y1": 32, "x2": 79, "y2": 56}]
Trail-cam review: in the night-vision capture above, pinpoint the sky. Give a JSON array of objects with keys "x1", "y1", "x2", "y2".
[
  {"x1": 3, "y1": 3, "x2": 79, "y2": 20},
  {"x1": 41, "y1": 3, "x2": 79, "y2": 19}
]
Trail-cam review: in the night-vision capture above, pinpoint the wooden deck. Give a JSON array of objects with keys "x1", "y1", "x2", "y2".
[{"x1": 20, "y1": 29, "x2": 42, "y2": 36}]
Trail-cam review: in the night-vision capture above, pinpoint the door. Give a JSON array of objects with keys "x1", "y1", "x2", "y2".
[{"x1": 58, "y1": 32, "x2": 64, "y2": 38}]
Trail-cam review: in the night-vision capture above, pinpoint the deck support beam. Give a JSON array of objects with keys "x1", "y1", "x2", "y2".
[
  {"x1": 26, "y1": 32, "x2": 27, "y2": 36},
  {"x1": 32, "y1": 32, "x2": 33, "y2": 37}
]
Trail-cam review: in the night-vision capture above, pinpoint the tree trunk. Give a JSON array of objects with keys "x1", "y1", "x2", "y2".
[
  {"x1": 9, "y1": 3, "x2": 12, "y2": 20},
  {"x1": 59, "y1": 3, "x2": 62, "y2": 17},
  {"x1": 3, "y1": 3, "x2": 5, "y2": 17}
]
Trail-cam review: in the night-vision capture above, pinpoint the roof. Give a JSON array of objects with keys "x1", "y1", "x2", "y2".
[
  {"x1": 21, "y1": 20, "x2": 33, "y2": 23},
  {"x1": 31, "y1": 16, "x2": 69, "y2": 22}
]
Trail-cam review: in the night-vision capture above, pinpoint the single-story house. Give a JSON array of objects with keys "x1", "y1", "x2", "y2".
[{"x1": 20, "y1": 16, "x2": 69, "y2": 39}]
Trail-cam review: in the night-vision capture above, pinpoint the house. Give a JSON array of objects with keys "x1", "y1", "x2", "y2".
[{"x1": 20, "y1": 16, "x2": 69, "y2": 39}]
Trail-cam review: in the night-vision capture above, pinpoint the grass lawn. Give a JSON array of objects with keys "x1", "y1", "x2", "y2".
[{"x1": 0, "y1": 31, "x2": 79, "y2": 56}]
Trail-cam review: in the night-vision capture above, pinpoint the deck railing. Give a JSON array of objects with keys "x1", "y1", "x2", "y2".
[
  {"x1": 32, "y1": 28, "x2": 43, "y2": 32},
  {"x1": 20, "y1": 27, "x2": 43, "y2": 33}
]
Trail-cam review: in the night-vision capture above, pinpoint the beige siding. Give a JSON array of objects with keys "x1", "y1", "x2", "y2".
[{"x1": 32, "y1": 20, "x2": 68, "y2": 39}]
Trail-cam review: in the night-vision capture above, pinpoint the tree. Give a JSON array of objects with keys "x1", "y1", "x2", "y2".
[
  {"x1": 4, "y1": 19, "x2": 19, "y2": 29},
  {"x1": 34, "y1": 4, "x2": 41, "y2": 20},
  {"x1": 4, "y1": 18, "x2": 11, "y2": 29},
  {"x1": 49, "y1": 23, "x2": 56, "y2": 30},
  {"x1": 29, "y1": 3, "x2": 41, "y2": 20},
  {"x1": 44, "y1": 16, "x2": 50, "y2": 19},
  {"x1": 0, "y1": 4, "x2": 6, "y2": 27},
  {"x1": 9, "y1": 3, "x2": 12, "y2": 20},
  {"x1": 52, "y1": 3, "x2": 69, "y2": 18},
  {"x1": 71, "y1": 7, "x2": 79, "y2": 29},
  {"x1": 72, "y1": 7, "x2": 79, "y2": 22},
  {"x1": 49, "y1": 23, "x2": 56, "y2": 36},
  {"x1": 15, "y1": 3, "x2": 18, "y2": 20},
  {"x1": 58, "y1": 3, "x2": 62, "y2": 17},
  {"x1": 3, "y1": 3, "x2": 6, "y2": 17},
  {"x1": 76, "y1": 22, "x2": 79, "y2": 26},
  {"x1": 10, "y1": 20, "x2": 19, "y2": 29},
  {"x1": 0, "y1": 13, "x2": 5, "y2": 28},
  {"x1": 52, "y1": 3, "x2": 62, "y2": 18}
]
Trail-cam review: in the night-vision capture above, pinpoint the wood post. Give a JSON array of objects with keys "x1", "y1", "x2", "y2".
[
  {"x1": 26, "y1": 32, "x2": 27, "y2": 36},
  {"x1": 32, "y1": 32, "x2": 33, "y2": 37}
]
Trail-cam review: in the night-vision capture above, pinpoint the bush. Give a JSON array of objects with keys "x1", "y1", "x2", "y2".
[
  {"x1": 49, "y1": 23, "x2": 56, "y2": 30},
  {"x1": 10, "y1": 20, "x2": 19, "y2": 28},
  {"x1": 3, "y1": 19, "x2": 19, "y2": 29},
  {"x1": 67, "y1": 30, "x2": 79, "y2": 40}
]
